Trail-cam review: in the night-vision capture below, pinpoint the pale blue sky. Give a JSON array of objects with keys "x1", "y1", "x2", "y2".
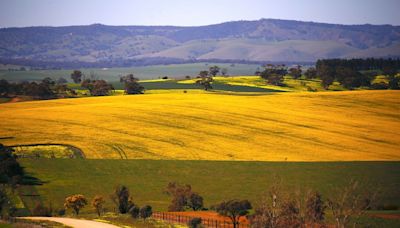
[{"x1": 0, "y1": 0, "x2": 399, "y2": 28}]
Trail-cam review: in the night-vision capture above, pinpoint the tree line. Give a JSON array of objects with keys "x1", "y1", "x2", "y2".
[
  {"x1": 0, "y1": 70, "x2": 145, "y2": 100},
  {"x1": 254, "y1": 58, "x2": 399, "y2": 90},
  {"x1": 316, "y1": 58, "x2": 400, "y2": 90},
  {"x1": 0, "y1": 77, "x2": 76, "y2": 100}
]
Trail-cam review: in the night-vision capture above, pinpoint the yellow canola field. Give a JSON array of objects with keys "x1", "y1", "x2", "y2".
[{"x1": 0, "y1": 90, "x2": 399, "y2": 161}]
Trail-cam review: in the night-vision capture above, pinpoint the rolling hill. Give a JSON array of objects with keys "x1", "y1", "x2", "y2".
[
  {"x1": 0, "y1": 90, "x2": 399, "y2": 160},
  {"x1": 1, "y1": 19, "x2": 399, "y2": 64}
]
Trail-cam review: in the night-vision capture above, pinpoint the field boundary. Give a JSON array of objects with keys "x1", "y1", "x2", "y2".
[
  {"x1": 9, "y1": 143, "x2": 86, "y2": 158},
  {"x1": 152, "y1": 212, "x2": 250, "y2": 228}
]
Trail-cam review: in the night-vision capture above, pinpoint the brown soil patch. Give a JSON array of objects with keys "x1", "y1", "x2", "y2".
[
  {"x1": 158, "y1": 211, "x2": 249, "y2": 224},
  {"x1": 369, "y1": 213, "x2": 400, "y2": 220}
]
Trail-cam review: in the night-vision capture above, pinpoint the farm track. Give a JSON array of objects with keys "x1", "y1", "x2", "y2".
[{"x1": 20, "y1": 217, "x2": 120, "y2": 228}]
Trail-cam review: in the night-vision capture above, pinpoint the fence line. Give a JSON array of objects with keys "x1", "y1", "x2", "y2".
[{"x1": 152, "y1": 212, "x2": 250, "y2": 228}]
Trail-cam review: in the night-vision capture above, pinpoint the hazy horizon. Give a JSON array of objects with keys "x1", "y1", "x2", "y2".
[{"x1": 0, "y1": 0, "x2": 399, "y2": 28}]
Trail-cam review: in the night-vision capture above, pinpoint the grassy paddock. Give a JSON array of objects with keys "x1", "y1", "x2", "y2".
[
  {"x1": 0, "y1": 63, "x2": 260, "y2": 82},
  {"x1": 19, "y1": 159, "x2": 400, "y2": 212}
]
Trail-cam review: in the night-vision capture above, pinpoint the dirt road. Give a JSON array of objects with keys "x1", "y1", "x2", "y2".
[{"x1": 20, "y1": 217, "x2": 120, "y2": 228}]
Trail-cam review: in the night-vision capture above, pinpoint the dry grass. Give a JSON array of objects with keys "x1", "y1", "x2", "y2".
[{"x1": 1, "y1": 90, "x2": 399, "y2": 161}]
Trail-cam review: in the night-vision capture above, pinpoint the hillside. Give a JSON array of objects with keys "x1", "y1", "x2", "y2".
[
  {"x1": 1, "y1": 19, "x2": 399, "y2": 64},
  {"x1": 18, "y1": 159, "x2": 400, "y2": 212},
  {"x1": 0, "y1": 90, "x2": 399, "y2": 161}
]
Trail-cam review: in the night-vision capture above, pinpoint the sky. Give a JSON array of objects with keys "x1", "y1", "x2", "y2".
[{"x1": 0, "y1": 0, "x2": 399, "y2": 28}]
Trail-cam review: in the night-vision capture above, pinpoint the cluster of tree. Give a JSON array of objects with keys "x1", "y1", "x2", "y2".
[
  {"x1": 249, "y1": 180, "x2": 374, "y2": 228},
  {"x1": 316, "y1": 58, "x2": 400, "y2": 89},
  {"x1": 164, "y1": 182, "x2": 204, "y2": 211},
  {"x1": 72, "y1": 71, "x2": 145, "y2": 96},
  {"x1": 0, "y1": 144, "x2": 26, "y2": 218},
  {"x1": 109, "y1": 185, "x2": 152, "y2": 219},
  {"x1": 81, "y1": 79, "x2": 114, "y2": 96},
  {"x1": 260, "y1": 64, "x2": 288, "y2": 86},
  {"x1": 62, "y1": 185, "x2": 152, "y2": 220},
  {"x1": 0, "y1": 144, "x2": 25, "y2": 187},
  {"x1": 120, "y1": 74, "x2": 144, "y2": 94},
  {"x1": 0, "y1": 77, "x2": 75, "y2": 99},
  {"x1": 316, "y1": 58, "x2": 400, "y2": 72},
  {"x1": 71, "y1": 70, "x2": 115, "y2": 96},
  {"x1": 288, "y1": 65, "x2": 302, "y2": 79},
  {"x1": 195, "y1": 65, "x2": 223, "y2": 90}
]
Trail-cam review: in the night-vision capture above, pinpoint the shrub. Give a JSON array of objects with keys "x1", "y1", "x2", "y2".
[
  {"x1": 57, "y1": 208, "x2": 66, "y2": 216},
  {"x1": 129, "y1": 205, "x2": 140, "y2": 219},
  {"x1": 92, "y1": 195, "x2": 105, "y2": 216},
  {"x1": 371, "y1": 82, "x2": 389, "y2": 90},
  {"x1": 139, "y1": 205, "x2": 152, "y2": 220},
  {"x1": 64, "y1": 194, "x2": 87, "y2": 215},
  {"x1": 188, "y1": 217, "x2": 202, "y2": 228}
]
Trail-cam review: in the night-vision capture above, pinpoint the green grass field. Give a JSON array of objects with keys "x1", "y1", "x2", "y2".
[
  {"x1": 0, "y1": 63, "x2": 260, "y2": 82},
  {"x1": 19, "y1": 159, "x2": 400, "y2": 212}
]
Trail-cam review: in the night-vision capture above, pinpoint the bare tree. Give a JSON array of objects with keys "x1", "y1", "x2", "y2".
[{"x1": 327, "y1": 180, "x2": 375, "y2": 228}]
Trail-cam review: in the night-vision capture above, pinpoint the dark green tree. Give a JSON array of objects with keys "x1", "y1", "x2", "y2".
[
  {"x1": 304, "y1": 67, "x2": 317, "y2": 79},
  {"x1": 215, "y1": 199, "x2": 252, "y2": 228},
  {"x1": 196, "y1": 71, "x2": 213, "y2": 91},
  {"x1": 0, "y1": 144, "x2": 24, "y2": 186},
  {"x1": 139, "y1": 205, "x2": 153, "y2": 220},
  {"x1": 81, "y1": 79, "x2": 114, "y2": 96},
  {"x1": 188, "y1": 192, "x2": 204, "y2": 211},
  {"x1": 317, "y1": 63, "x2": 335, "y2": 89},
  {"x1": 112, "y1": 185, "x2": 131, "y2": 214},
  {"x1": 121, "y1": 74, "x2": 144, "y2": 94},
  {"x1": 388, "y1": 75, "x2": 400, "y2": 89},
  {"x1": 129, "y1": 205, "x2": 140, "y2": 219},
  {"x1": 71, "y1": 70, "x2": 83, "y2": 83},
  {"x1": 260, "y1": 64, "x2": 287, "y2": 86},
  {"x1": 209, "y1": 65, "x2": 220, "y2": 77},
  {"x1": 289, "y1": 65, "x2": 302, "y2": 79}
]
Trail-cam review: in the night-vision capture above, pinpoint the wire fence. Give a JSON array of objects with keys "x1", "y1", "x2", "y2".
[{"x1": 152, "y1": 212, "x2": 250, "y2": 228}]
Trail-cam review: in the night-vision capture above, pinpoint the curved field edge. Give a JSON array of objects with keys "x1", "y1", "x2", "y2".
[
  {"x1": 1, "y1": 90, "x2": 399, "y2": 161},
  {"x1": 10, "y1": 144, "x2": 85, "y2": 158},
  {"x1": 18, "y1": 159, "x2": 400, "y2": 212}
]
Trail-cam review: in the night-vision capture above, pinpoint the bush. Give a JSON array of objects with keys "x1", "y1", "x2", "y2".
[
  {"x1": 188, "y1": 217, "x2": 202, "y2": 228},
  {"x1": 129, "y1": 205, "x2": 140, "y2": 219},
  {"x1": 57, "y1": 208, "x2": 66, "y2": 216},
  {"x1": 371, "y1": 82, "x2": 389, "y2": 90},
  {"x1": 139, "y1": 205, "x2": 152, "y2": 220}
]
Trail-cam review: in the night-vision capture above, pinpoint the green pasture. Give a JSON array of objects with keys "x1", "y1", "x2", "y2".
[{"x1": 19, "y1": 159, "x2": 400, "y2": 212}]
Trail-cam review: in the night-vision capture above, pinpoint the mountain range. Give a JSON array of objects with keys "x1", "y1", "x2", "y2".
[{"x1": 0, "y1": 18, "x2": 399, "y2": 65}]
